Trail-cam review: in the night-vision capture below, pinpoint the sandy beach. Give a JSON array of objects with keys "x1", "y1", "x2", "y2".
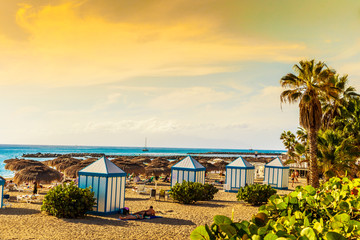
[{"x1": 0, "y1": 176, "x2": 306, "y2": 240}]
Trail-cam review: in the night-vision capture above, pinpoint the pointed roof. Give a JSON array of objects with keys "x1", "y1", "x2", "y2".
[
  {"x1": 171, "y1": 156, "x2": 205, "y2": 170},
  {"x1": 226, "y1": 156, "x2": 254, "y2": 168},
  {"x1": 265, "y1": 157, "x2": 288, "y2": 168},
  {"x1": 79, "y1": 156, "x2": 126, "y2": 175}
]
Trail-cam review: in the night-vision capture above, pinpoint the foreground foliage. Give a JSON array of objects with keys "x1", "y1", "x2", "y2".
[
  {"x1": 169, "y1": 181, "x2": 219, "y2": 204},
  {"x1": 191, "y1": 177, "x2": 360, "y2": 239},
  {"x1": 41, "y1": 182, "x2": 95, "y2": 218},
  {"x1": 237, "y1": 184, "x2": 277, "y2": 206}
]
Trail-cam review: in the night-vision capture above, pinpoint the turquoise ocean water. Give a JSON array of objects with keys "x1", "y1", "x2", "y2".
[{"x1": 0, "y1": 144, "x2": 285, "y2": 178}]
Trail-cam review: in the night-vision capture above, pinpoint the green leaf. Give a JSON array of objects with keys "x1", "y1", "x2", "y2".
[
  {"x1": 313, "y1": 222, "x2": 323, "y2": 234},
  {"x1": 304, "y1": 216, "x2": 310, "y2": 227},
  {"x1": 257, "y1": 226, "x2": 268, "y2": 236},
  {"x1": 276, "y1": 202, "x2": 288, "y2": 210},
  {"x1": 325, "y1": 232, "x2": 347, "y2": 240},
  {"x1": 300, "y1": 227, "x2": 317, "y2": 240},
  {"x1": 190, "y1": 226, "x2": 213, "y2": 240},
  {"x1": 219, "y1": 224, "x2": 237, "y2": 238},
  {"x1": 264, "y1": 233, "x2": 278, "y2": 240},
  {"x1": 334, "y1": 213, "x2": 350, "y2": 223},
  {"x1": 251, "y1": 235, "x2": 261, "y2": 240},
  {"x1": 213, "y1": 215, "x2": 232, "y2": 225},
  {"x1": 304, "y1": 185, "x2": 316, "y2": 195},
  {"x1": 338, "y1": 201, "x2": 350, "y2": 211}
]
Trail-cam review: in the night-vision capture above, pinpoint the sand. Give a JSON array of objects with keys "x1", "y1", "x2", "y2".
[{"x1": 0, "y1": 177, "x2": 306, "y2": 240}]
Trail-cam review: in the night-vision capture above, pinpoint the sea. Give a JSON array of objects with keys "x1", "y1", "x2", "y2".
[{"x1": 0, "y1": 144, "x2": 285, "y2": 178}]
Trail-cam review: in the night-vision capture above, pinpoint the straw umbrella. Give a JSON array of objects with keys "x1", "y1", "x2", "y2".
[
  {"x1": 214, "y1": 160, "x2": 228, "y2": 172},
  {"x1": 131, "y1": 157, "x2": 151, "y2": 164},
  {"x1": 63, "y1": 158, "x2": 96, "y2": 178},
  {"x1": 199, "y1": 161, "x2": 217, "y2": 172},
  {"x1": 48, "y1": 157, "x2": 79, "y2": 167},
  {"x1": 13, "y1": 165, "x2": 62, "y2": 186},
  {"x1": 112, "y1": 161, "x2": 145, "y2": 175},
  {"x1": 5, "y1": 159, "x2": 45, "y2": 172},
  {"x1": 54, "y1": 159, "x2": 81, "y2": 172}
]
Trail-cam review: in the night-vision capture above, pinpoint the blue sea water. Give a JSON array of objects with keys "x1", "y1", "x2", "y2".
[{"x1": 0, "y1": 144, "x2": 285, "y2": 178}]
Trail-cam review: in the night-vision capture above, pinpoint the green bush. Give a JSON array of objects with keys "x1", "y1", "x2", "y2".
[
  {"x1": 169, "y1": 181, "x2": 219, "y2": 204},
  {"x1": 191, "y1": 177, "x2": 360, "y2": 239},
  {"x1": 237, "y1": 184, "x2": 277, "y2": 205},
  {"x1": 41, "y1": 182, "x2": 96, "y2": 218},
  {"x1": 201, "y1": 183, "x2": 219, "y2": 201}
]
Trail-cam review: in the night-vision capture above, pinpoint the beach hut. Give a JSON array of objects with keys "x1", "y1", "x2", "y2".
[
  {"x1": 0, "y1": 177, "x2": 4, "y2": 208},
  {"x1": 78, "y1": 156, "x2": 126, "y2": 214},
  {"x1": 263, "y1": 157, "x2": 289, "y2": 189},
  {"x1": 224, "y1": 157, "x2": 255, "y2": 192},
  {"x1": 171, "y1": 156, "x2": 206, "y2": 187}
]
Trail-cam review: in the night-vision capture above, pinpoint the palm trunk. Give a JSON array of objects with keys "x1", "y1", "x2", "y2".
[{"x1": 308, "y1": 128, "x2": 319, "y2": 188}]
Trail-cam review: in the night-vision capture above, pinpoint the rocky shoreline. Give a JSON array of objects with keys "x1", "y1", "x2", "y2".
[{"x1": 21, "y1": 152, "x2": 276, "y2": 163}]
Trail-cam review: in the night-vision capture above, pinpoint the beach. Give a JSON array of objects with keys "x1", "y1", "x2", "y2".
[{"x1": 0, "y1": 176, "x2": 306, "y2": 240}]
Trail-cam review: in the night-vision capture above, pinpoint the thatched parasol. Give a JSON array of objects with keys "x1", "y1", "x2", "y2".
[
  {"x1": 13, "y1": 165, "x2": 62, "y2": 185},
  {"x1": 63, "y1": 159, "x2": 96, "y2": 178},
  {"x1": 199, "y1": 161, "x2": 217, "y2": 172},
  {"x1": 5, "y1": 159, "x2": 45, "y2": 172},
  {"x1": 48, "y1": 157, "x2": 80, "y2": 167},
  {"x1": 131, "y1": 157, "x2": 151, "y2": 164},
  {"x1": 145, "y1": 166, "x2": 171, "y2": 176},
  {"x1": 112, "y1": 161, "x2": 145, "y2": 175},
  {"x1": 213, "y1": 160, "x2": 228, "y2": 171},
  {"x1": 147, "y1": 158, "x2": 169, "y2": 168},
  {"x1": 168, "y1": 160, "x2": 180, "y2": 168},
  {"x1": 55, "y1": 159, "x2": 81, "y2": 172}
]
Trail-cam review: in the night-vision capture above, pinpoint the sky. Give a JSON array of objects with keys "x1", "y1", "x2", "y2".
[{"x1": 0, "y1": 0, "x2": 360, "y2": 150}]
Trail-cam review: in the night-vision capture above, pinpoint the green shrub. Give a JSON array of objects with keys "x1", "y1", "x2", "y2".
[
  {"x1": 237, "y1": 184, "x2": 277, "y2": 205},
  {"x1": 201, "y1": 183, "x2": 219, "y2": 201},
  {"x1": 191, "y1": 177, "x2": 360, "y2": 239},
  {"x1": 169, "y1": 181, "x2": 219, "y2": 204},
  {"x1": 41, "y1": 182, "x2": 96, "y2": 218}
]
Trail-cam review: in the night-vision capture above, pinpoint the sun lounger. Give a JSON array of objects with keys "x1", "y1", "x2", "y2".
[
  {"x1": 17, "y1": 194, "x2": 41, "y2": 204},
  {"x1": 134, "y1": 184, "x2": 149, "y2": 195}
]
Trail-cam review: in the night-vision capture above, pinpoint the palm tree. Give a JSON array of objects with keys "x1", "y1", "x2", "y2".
[
  {"x1": 280, "y1": 131, "x2": 297, "y2": 154},
  {"x1": 317, "y1": 129, "x2": 359, "y2": 180},
  {"x1": 280, "y1": 60, "x2": 336, "y2": 187},
  {"x1": 321, "y1": 74, "x2": 359, "y2": 129}
]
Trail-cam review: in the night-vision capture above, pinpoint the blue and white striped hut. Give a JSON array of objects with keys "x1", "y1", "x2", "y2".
[
  {"x1": 0, "y1": 177, "x2": 4, "y2": 208},
  {"x1": 78, "y1": 156, "x2": 126, "y2": 214},
  {"x1": 171, "y1": 156, "x2": 206, "y2": 187},
  {"x1": 225, "y1": 157, "x2": 255, "y2": 192},
  {"x1": 264, "y1": 157, "x2": 289, "y2": 189}
]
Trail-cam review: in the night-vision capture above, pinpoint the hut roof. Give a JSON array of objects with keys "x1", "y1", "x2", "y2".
[
  {"x1": 79, "y1": 156, "x2": 126, "y2": 175},
  {"x1": 172, "y1": 156, "x2": 205, "y2": 170},
  {"x1": 265, "y1": 157, "x2": 289, "y2": 168},
  {"x1": 227, "y1": 156, "x2": 254, "y2": 168}
]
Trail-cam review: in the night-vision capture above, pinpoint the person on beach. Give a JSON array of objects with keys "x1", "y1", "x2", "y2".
[
  {"x1": 294, "y1": 170, "x2": 299, "y2": 182},
  {"x1": 33, "y1": 181, "x2": 38, "y2": 195},
  {"x1": 291, "y1": 171, "x2": 295, "y2": 187},
  {"x1": 119, "y1": 206, "x2": 155, "y2": 220}
]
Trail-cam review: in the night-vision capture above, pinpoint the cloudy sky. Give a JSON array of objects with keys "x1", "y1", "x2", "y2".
[{"x1": 0, "y1": 0, "x2": 360, "y2": 150}]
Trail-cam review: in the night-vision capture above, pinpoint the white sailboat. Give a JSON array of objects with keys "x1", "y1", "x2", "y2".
[{"x1": 142, "y1": 138, "x2": 149, "y2": 152}]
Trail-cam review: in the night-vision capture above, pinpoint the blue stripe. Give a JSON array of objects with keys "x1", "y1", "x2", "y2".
[
  {"x1": 104, "y1": 177, "x2": 108, "y2": 213},
  {"x1": 97, "y1": 177, "x2": 100, "y2": 212}
]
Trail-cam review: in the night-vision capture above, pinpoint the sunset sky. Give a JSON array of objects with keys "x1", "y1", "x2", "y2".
[{"x1": 1, "y1": 0, "x2": 360, "y2": 149}]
